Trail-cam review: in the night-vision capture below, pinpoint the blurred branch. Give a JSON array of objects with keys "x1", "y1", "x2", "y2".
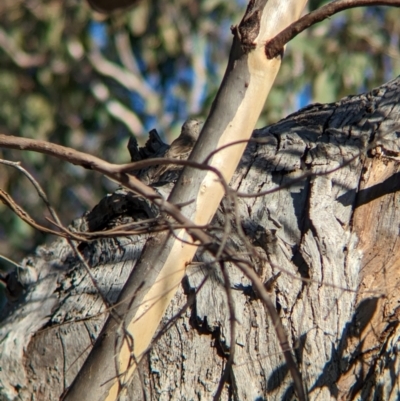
[
  {"x1": 114, "y1": 31, "x2": 141, "y2": 76},
  {"x1": 189, "y1": 36, "x2": 208, "y2": 115},
  {"x1": 0, "y1": 27, "x2": 46, "y2": 68},
  {"x1": 362, "y1": 34, "x2": 400, "y2": 60},
  {"x1": 86, "y1": 0, "x2": 141, "y2": 13},
  {"x1": 113, "y1": 30, "x2": 169, "y2": 126},
  {"x1": 91, "y1": 82, "x2": 144, "y2": 134},
  {"x1": 266, "y1": 0, "x2": 400, "y2": 59},
  {"x1": 88, "y1": 50, "x2": 156, "y2": 101}
]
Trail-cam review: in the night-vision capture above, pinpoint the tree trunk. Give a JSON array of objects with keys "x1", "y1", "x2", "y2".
[{"x1": 1, "y1": 76, "x2": 400, "y2": 401}]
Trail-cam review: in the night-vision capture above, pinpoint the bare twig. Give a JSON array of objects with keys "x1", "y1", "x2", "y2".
[
  {"x1": 0, "y1": 159, "x2": 116, "y2": 321},
  {"x1": 0, "y1": 27, "x2": 46, "y2": 67},
  {"x1": 0, "y1": 254, "x2": 23, "y2": 269},
  {"x1": 0, "y1": 159, "x2": 73, "y2": 235},
  {"x1": 0, "y1": 188, "x2": 85, "y2": 240},
  {"x1": 233, "y1": 258, "x2": 307, "y2": 400},
  {"x1": 213, "y1": 261, "x2": 237, "y2": 401},
  {"x1": 265, "y1": 0, "x2": 400, "y2": 59}
]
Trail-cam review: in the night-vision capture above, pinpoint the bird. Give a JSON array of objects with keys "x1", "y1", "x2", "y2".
[{"x1": 152, "y1": 118, "x2": 203, "y2": 181}]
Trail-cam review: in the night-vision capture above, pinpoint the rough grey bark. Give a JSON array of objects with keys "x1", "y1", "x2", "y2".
[{"x1": 1, "y1": 77, "x2": 400, "y2": 401}]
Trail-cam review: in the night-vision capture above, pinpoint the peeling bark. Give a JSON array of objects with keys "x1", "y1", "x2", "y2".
[{"x1": 1, "y1": 77, "x2": 400, "y2": 400}]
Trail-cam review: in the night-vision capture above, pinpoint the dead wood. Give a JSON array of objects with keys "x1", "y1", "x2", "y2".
[{"x1": 1, "y1": 77, "x2": 400, "y2": 401}]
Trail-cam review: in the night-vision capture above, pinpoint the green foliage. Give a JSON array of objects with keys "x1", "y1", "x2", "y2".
[{"x1": 0, "y1": 0, "x2": 399, "y2": 263}]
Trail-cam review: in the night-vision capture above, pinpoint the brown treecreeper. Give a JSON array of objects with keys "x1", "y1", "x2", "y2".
[{"x1": 152, "y1": 118, "x2": 203, "y2": 181}]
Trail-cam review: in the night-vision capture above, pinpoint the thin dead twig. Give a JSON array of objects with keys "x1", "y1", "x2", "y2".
[
  {"x1": 233, "y1": 257, "x2": 308, "y2": 400},
  {"x1": 213, "y1": 261, "x2": 237, "y2": 401},
  {"x1": 0, "y1": 159, "x2": 60, "y2": 224},
  {"x1": 0, "y1": 187, "x2": 85, "y2": 240},
  {"x1": 0, "y1": 159, "x2": 116, "y2": 318}
]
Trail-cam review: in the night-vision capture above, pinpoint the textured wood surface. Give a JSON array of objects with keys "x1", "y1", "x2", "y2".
[{"x1": 1, "y1": 77, "x2": 400, "y2": 400}]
